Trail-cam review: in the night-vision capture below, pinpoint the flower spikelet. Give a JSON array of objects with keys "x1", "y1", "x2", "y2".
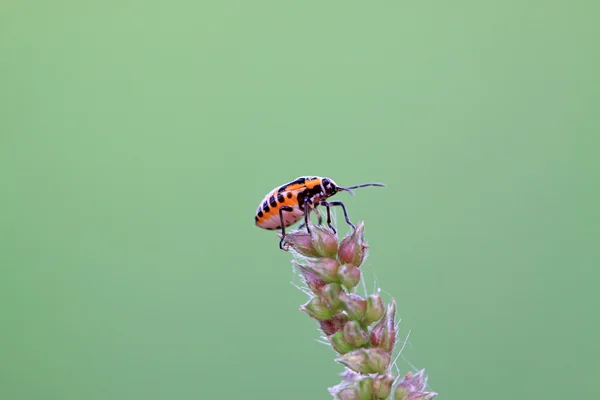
[{"x1": 284, "y1": 222, "x2": 437, "y2": 399}]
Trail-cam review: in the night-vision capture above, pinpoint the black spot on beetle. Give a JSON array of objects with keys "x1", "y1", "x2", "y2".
[
  {"x1": 269, "y1": 195, "x2": 277, "y2": 208},
  {"x1": 278, "y1": 177, "x2": 306, "y2": 192},
  {"x1": 263, "y1": 204, "x2": 270, "y2": 213},
  {"x1": 257, "y1": 210, "x2": 264, "y2": 218},
  {"x1": 287, "y1": 192, "x2": 293, "y2": 199},
  {"x1": 277, "y1": 193, "x2": 285, "y2": 203},
  {"x1": 298, "y1": 185, "x2": 322, "y2": 206},
  {"x1": 297, "y1": 191, "x2": 306, "y2": 209}
]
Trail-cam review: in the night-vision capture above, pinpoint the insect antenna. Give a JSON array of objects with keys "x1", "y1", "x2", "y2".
[{"x1": 339, "y1": 182, "x2": 385, "y2": 196}]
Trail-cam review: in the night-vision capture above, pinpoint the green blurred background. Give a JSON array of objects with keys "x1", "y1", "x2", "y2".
[{"x1": 1, "y1": 1, "x2": 598, "y2": 399}]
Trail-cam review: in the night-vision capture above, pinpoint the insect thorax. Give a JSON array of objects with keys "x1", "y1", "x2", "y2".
[{"x1": 297, "y1": 184, "x2": 333, "y2": 210}]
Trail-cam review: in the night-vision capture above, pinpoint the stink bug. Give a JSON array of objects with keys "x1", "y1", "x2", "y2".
[{"x1": 254, "y1": 176, "x2": 385, "y2": 249}]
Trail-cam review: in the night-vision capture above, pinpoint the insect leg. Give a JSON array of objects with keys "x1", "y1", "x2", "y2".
[
  {"x1": 315, "y1": 207, "x2": 324, "y2": 226},
  {"x1": 319, "y1": 201, "x2": 337, "y2": 234},
  {"x1": 323, "y1": 200, "x2": 356, "y2": 230},
  {"x1": 303, "y1": 199, "x2": 311, "y2": 234},
  {"x1": 278, "y1": 205, "x2": 295, "y2": 250},
  {"x1": 298, "y1": 207, "x2": 323, "y2": 230}
]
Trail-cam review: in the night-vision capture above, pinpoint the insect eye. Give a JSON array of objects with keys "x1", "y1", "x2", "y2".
[{"x1": 322, "y1": 178, "x2": 330, "y2": 186}]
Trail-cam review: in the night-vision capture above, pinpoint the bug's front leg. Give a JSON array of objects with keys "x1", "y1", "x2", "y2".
[
  {"x1": 320, "y1": 200, "x2": 356, "y2": 232},
  {"x1": 319, "y1": 201, "x2": 336, "y2": 234}
]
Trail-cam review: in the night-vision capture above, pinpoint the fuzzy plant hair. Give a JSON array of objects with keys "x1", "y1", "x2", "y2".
[{"x1": 280, "y1": 222, "x2": 438, "y2": 400}]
